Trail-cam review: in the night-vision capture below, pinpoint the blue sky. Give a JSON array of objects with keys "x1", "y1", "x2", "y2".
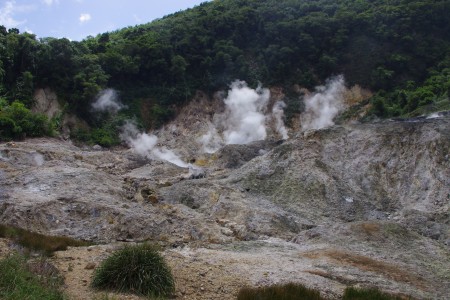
[{"x1": 0, "y1": 0, "x2": 210, "y2": 40}]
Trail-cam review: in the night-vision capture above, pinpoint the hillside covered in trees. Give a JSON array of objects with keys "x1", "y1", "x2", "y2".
[{"x1": 1, "y1": 0, "x2": 449, "y2": 143}]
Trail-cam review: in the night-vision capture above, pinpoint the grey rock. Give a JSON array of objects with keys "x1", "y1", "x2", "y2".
[{"x1": 0, "y1": 115, "x2": 449, "y2": 298}]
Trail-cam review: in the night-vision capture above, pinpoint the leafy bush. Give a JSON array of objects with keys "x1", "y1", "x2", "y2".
[
  {"x1": 70, "y1": 117, "x2": 122, "y2": 147},
  {"x1": 343, "y1": 287, "x2": 408, "y2": 300},
  {"x1": 237, "y1": 282, "x2": 325, "y2": 300},
  {"x1": 0, "y1": 224, "x2": 90, "y2": 256},
  {"x1": 90, "y1": 127, "x2": 119, "y2": 147},
  {"x1": 0, "y1": 115, "x2": 21, "y2": 140},
  {"x1": 0, "y1": 101, "x2": 53, "y2": 141},
  {"x1": 71, "y1": 127, "x2": 116, "y2": 147},
  {"x1": 0, "y1": 254, "x2": 65, "y2": 300},
  {"x1": 91, "y1": 243, "x2": 175, "y2": 298}
]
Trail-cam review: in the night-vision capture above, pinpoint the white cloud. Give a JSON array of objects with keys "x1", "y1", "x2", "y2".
[
  {"x1": 42, "y1": 0, "x2": 59, "y2": 5},
  {"x1": 79, "y1": 13, "x2": 91, "y2": 23},
  {"x1": 0, "y1": 1, "x2": 26, "y2": 28},
  {"x1": 133, "y1": 14, "x2": 142, "y2": 23}
]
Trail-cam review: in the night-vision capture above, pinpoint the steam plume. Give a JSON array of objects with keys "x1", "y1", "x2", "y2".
[
  {"x1": 199, "y1": 80, "x2": 273, "y2": 152},
  {"x1": 92, "y1": 89, "x2": 125, "y2": 113},
  {"x1": 272, "y1": 101, "x2": 289, "y2": 139},
  {"x1": 427, "y1": 112, "x2": 444, "y2": 119},
  {"x1": 198, "y1": 122, "x2": 223, "y2": 154},
  {"x1": 223, "y1": 80, "x2": 270, "y2": 144},
  {"x1": 301, "y1": 75, "x2": 346, "y2": 130},
  {"x1": 120, "y1": 122, "x2": 188, "y2": 168},
  {"x1": 31, "y1": 152, "x2": 45, "y2": 166}
]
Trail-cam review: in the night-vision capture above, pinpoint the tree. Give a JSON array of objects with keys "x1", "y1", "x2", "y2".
[
  {"x1": 170, "y1": 55, "x2": 188, "y2": 80},
  {"x1": 0, "y1": 101, "x2": 51, "y2": 140}
]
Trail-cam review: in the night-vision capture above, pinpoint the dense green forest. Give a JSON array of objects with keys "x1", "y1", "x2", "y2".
[{"x1": 1, "y1": 0, "x2": 449, "y2": 143}]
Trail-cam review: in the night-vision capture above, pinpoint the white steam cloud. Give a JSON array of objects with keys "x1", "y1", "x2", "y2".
[
  {"x1": 272, "y1": 101, "x2": 289, "y2": 139},
  {"x1": 198, "y1": 122, "x2": 223, "y2": 154},
  {"x1": 199, "y1": 80, "x2": 284, "y2": 152},
  {"x1": 31, "y1": 152, "x2": 45, "y2": 166},
  {"x1": 301, "y1": 75, "x2": 346, "y2": 131},
  {"x1": 426, "y1": 112, "x2": 444, "y2": 119},
  {"x1": 222, "y1": 80, "x2": 270, "y2": 144},
  {"x1": 120, "y1": 122, "x2": 188, "y2": 168},
  {"x1": 91, "y1": 89, "x2": 125, "y2": 113}
]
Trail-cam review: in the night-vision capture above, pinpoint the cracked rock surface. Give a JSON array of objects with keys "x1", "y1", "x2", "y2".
[{"x1": 0, "y1": 115, "x2": 449, "y2": 299}]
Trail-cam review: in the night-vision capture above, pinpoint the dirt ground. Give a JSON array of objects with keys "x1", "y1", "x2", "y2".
[
  {"x1": 50, "y1": 243, "x2": 246, "y2": 300},
  {"x1": 0, "y1": 237, "x2": 442, "y2": 300},
  {"x1": 0, "y1": 239, "x2": 246, "y2": 300}
]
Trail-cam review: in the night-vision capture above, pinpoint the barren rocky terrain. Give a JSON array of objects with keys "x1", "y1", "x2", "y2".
[{"x1": 0, "y1": 109, "x2": 449, "y2": 299}]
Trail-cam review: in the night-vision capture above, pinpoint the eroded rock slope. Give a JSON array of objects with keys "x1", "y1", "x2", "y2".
[{"x1": 0, "y1": 115, "x2": 449, "y2": 299}]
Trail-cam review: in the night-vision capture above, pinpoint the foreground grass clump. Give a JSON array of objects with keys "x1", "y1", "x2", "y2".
[
  {"x1": 343, "y1": 287, "x2": 409, "y2": 300},
  {"x1": 0, "y1": 224, "x2": 90, "y2": 255},
  {"x1": 237, "y1": 282, "x2": 326, "y2": 300},
  {"x1": 92, "y1": 243, "x2": 175, "y2": 298},
  {"x1": 0, "y1": 254, "x2": 65, "y2": 300}
]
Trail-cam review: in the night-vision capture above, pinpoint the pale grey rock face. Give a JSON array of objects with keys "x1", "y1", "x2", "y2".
[
  {"x1": 0, "y1": 115, "x2": 449, "y2": 298},
  {"x1": 32, "y1": 88, "x2": 61, "y2": 119}
]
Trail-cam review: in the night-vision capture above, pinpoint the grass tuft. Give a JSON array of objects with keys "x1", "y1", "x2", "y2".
[
  {"x1": 91, "y1": 243, "x2": 175, "y2": 298},
  {"x1": 343, "y1": 287, "x2": 410, "y2": 300},
  {"x1": 0, "y1": 224, "x2": 90, "y2": 256},
  {"x1": 0, "y1": 254, "x2": 65, "y2": 300},
  {"x1": 237, "y1": 282, "x2": 326, "y2": 300}
]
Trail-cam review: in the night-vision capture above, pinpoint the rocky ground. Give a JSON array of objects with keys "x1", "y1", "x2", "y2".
[{"x1": 0, "y1": 112, "x2": 449, "y2": 299}]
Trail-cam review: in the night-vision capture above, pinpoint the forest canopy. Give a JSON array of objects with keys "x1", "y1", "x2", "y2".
[{"x1": 1, "y1": 0, "x2": 449, "y2": 142}]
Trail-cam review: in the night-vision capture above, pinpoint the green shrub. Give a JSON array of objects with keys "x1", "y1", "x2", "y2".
[
  {"x1": 0, "y1": 224, "x2": 90, "y2": 256},
  {"x1": 343, "y1": 287, "x2": 408, "y2": 300},
  {"x1": 0, "y1": 116, "x2": 20, "y2": 140},
  {"x1": 237, "y1": 282, "x2": 325, "y2": 300},
  {"x1": 70, "y1": 123, "x2": 120, "y2": 147},
  {"x1": 90, "y1": 127, "x2": 118, "y2": 147},
  {"x1": 91, "y1": 243, "x2": 175, "y2": 298},
  {"x1": 0, "y1": 101, "x2": 52, "y2": 140},
  {"x1": 0, "y1": 254, "x2": 65, "y2": 300},
  {"x1": 70, "y1": 127, "x2": 91, "y2": 143}
]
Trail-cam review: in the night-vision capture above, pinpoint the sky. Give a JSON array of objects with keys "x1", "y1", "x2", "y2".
[{"x1": 0, "y1": 0, "x2": 210, "y2": 40}]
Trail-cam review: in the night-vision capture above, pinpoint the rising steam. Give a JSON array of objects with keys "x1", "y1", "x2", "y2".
[
  {"x1": 272, "y1": 101, "x2": 289, "y2": 139},
  {"x1": 427, "y1": 112, "x2": 444, "y2": 119},
  {"x1": 120, "y1": 122, "x2": 188, "y2": 168},
  {"x1": 92, "y1": 89, "x2": 125, "y2": 113},
  {"x1": 223, "y1": 80, "x2": 270, "y2": 144},
  {"x1": 199, "y1": 80, "x2": 285, "y2": 152},
  {"x1": 301, "y1": 75, "x2": 346, "y2": 130},
  {"x1": 198, "y1": 122, "x2": 223, "y2": 154},
  {"x1": 31, "y1": 152, "x2": 45, "y2": 166}
]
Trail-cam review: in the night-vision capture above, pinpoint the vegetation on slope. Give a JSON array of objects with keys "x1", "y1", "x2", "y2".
[
  {"x1": 0, "y1": 254, "x2": 65, "y2": 300},
  {"x1": 91, "y1": 243, "x2": 175, "y2": 298},
  {"x1": 237, "y1": 284, "x2": 411, "y2": 300},
  {"x1": 0, "y1": 224, "x2": 90, "y2": 256},
  {"x1": 237, "y1": 282, "x2": 325, "y2": 300},
  {"x1": 0, "y1": 0, "x2": 449, "y2": 141},
  {"x1": 342, "y1": 287, "x2": 409, "y2": 300},
  {"x1": 0, "y1": 99, "x2": 53, "y2": 141}
]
